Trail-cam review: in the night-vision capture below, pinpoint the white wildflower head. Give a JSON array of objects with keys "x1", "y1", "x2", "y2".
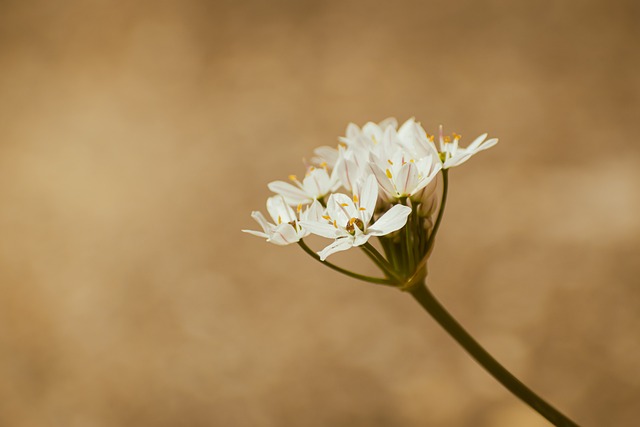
[{"x1": 244, "y1": 118, "x2": 498, "y2": 288}]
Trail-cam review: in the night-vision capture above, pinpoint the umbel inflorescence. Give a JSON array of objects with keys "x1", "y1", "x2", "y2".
[{"x1": 243, "y1": 118, "x2": 497, "y2": 290}]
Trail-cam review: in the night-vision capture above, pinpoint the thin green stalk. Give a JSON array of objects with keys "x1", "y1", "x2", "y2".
[
  {"x1": 425, "y1": 168, "x2": 449, "y2": 255},
  {"x1": 297, "y1": 240, "x2": 392, "y2": 286},
  {"x1": 361, "y1": 242, "x2": 401, "y2": 282},
  {"x1": 409, "y1": 282, "x2": 579, "y2": 427},
  {"x1": 403, "y1": 214, "x2": 412, "y2": 275}
]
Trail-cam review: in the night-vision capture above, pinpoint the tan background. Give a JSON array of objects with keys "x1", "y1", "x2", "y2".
[{"x1": 1, "y1": 0, "x2": 639, "y2": 426}]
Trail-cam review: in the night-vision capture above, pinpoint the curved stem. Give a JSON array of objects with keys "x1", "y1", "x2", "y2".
[
  {"x1": 425, "y1": 168, "x2": 449, "y2": 255},
  {"x1": 297, "y1": 240, "x2": 392, "y2": 286},
  {"x1": 409, "y1": 283, "x2": 579, "y2": 427}
]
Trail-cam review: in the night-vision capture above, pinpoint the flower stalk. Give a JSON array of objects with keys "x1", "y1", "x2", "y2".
[{"x1": 409, "y1": 282, "x2": 579, "y2": 427}]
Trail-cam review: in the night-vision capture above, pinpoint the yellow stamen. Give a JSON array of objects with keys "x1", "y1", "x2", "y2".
[
  {"x1": 333, "y1": 220, "x2": 338, "y2": 228},
  {"x1": 359, "y1": 207, "x2": 367, "y2": 211},
  {"x1": 296, "y1": 204, "x2": 302, "y2": 213},
  {"x1": 340, "y1": 203, "x2": 349, "y2": 207},
  {"x1": 349, "y1": 217, "x2": 356, "y2": 225},
  {"x1": 320, "y1": 162, "x2": 328, "y2": 169},
  {"x1": 444, "y1": 136, "x2": 451, "y2": 143},
  {"x1": 288, "y1": 174, "x2": 297, "y2": 181},
  {"x1": 452, "y1": 132, "x2": 462, "y2": 140},
  {"x1": 387, "y1": 159, "x2": 393, "y2": 165},
  {"x1": 410, "y1": 159, "x2": 415, "y2": 163},
  {"x1": 352, "y1": 194, "x2": 359, "y2": 203},
  {"x1": 385, "y1": 169, "x2": 393, "y2": 179},
  {"x1": 322, "y1": 215, "x2": 331, "y2": 221},
  {"x1": 278, "y1": 215, "x2": 282, "y2": 224}
]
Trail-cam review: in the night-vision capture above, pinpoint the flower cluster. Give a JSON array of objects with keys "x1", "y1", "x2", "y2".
[{"x1": 243, "y1": 118, "x2": 497, "y2": 288}]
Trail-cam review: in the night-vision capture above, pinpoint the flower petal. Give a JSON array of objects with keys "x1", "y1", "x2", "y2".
[
  {"x1": 318, "y1": 237, "x2": 355, "y2": 261},
  {"x1": 268, "y1": 223, "x2": 300, "y2": 245},
  {"x1": 249, "y1": 210, "x2": 273, "y2": 233},
  {"x1": 267, "y1": 181, "x2": 312, "y2": 205},
  {"x1": 329, "y1": 193, "x2": 356, "y2": 223},
  {"x1": 368, "y1": 204, "x2": 412, "y2": 236},
  {"x1": 266, "y1": 196, "x2": 296, "y2": 224},
  {"x1": 241, "y1": 229, "x2": 269, "y2": 239},
  {"x1": 357, "y1": 174, "x2": 378, "y2": 224},
  {"x1": 369, "y1": 162, "x2": 396, "y2": 198},
  {"x1": 298, "y1": 220, "x2": 340, "y2": 239}
]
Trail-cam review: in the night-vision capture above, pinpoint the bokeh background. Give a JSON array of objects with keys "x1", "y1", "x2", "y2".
[{"x1": 1, "y1": 0, "x2": 639, "y2": 426}]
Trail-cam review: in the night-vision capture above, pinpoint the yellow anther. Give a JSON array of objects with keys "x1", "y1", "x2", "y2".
[
  {"x1": 371, "y1": 135, "x2": 378, "y2": 144},
  {"x1": 359, "y1": 207, "x2": 367, "y2": 211},
  {"x1": 428, "y1": 135, "x2": 435, "y2": 142},
  {"x1": 288, "y1": 174, "x2": 298, "y2": 181},
  {"x1": 333, "y1": 220, "x2": 338, "y2": 228},
  {"x1": 410, "y1": 159, "x2": 415, "y2": 163},
  {"x1": 452, "y1": 132, "x2": 462, "y2": 140},
  {"x1": 387, "y1": 159, "x2": 394, "y2": 165},
  {"x1": 349, "y1": 217, "x2": 356, "y2": 225},
  {"x1": 296, "y1": 204, "x2": 302, "y2": 213},
  {"x1": 320, "y1": 162, "x2": 328, "y2": 169},
  {"x1": 352, "y1": 194, "x2": 359, "y2": 203},
  {"x1": 322, "y1": 215, "x2": 331, "y2": 221},
  {"x1": 385, "y1": 169, "x2": 393, "y2": 179},
  {"x1": 340, "y1": 203, "x2": 349, "y2": 207},
  {"x1": 444, "y1": 136, "x2": 451, "y2": 143},
  {"x1": 278, "y1": 215, "x2": 282, "y2": 224}
]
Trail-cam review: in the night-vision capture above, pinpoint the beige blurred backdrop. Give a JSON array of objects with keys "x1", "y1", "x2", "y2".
[{"x1": 1, "y1": 0, "x2": 639, "y2": 426}]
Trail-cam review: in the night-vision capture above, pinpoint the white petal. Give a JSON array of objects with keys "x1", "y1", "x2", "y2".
[
  {"x1": 346, "y1": 123, "x2": 361, "y2": 139},
  {"x1": 329, "y1": 193, "x2": 356, "y2": 223},
  {"x1": 477, "y1": 138, "x2": 498, "y2": 151},
  {"x1": 369, "y1": 162, "x2": 396, "y2": 198},
  {"x1": 358, "y1": 174, "x2": 378, "y2": 224},
  {"x1": 378, "y1": 117, "x2": 398, "y2": 130},
  {"x1": 268, "y1": 223, "x2": 300, "y2": 245},
  {"x1": 302, "y1": 168, "x2": 331, "y2": 198},
  {"x1": 352, "y1": 232, "x2": 371, "y2": 247},
  {"x1": 250, "y1": 211, "x2": 273, "y2": 233},
  {"x1": 318, "y1": 237, "x2": 355, "y2": 261},
  {"x1": 368, "y1": 204, "x2": 412, "y2": 236},
  {"x1": 303, "y1": 200, "x2": 325, "y2": 223},
  {"x1": 334, "y1": 155, "x2": 359, "y2": 192},
  {"x1": 266, "y1": 196, "x2": 296, "y2": 224},
  {"x1": 242, "y1": 229, "x2": 269, "y2": 239},
  {"x1": 267, "y1": 181, "x2": 312, "y2": 205},
  {"x1": 313, "y1": 146, "x2": 339, "y2": 167},
  {"x1": 298, "y1": 220, "x2": 340, "y2": 239},
  {"x1": 397, "y1": 162, "x2": 419, "y2": 196},
  {"x1": 466, "y1": 133, "x2": 488, "y2": 150}
]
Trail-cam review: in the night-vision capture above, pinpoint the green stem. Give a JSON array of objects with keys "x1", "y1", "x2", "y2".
[
  {"x1": 361, "y1": 242, "x2": 401, "y2": 283},
  {"x1": 297, "y1": 240, "x2": 392, "y2": 286},
  {"x1": 425, "y1": 168, "x2": 449, "y2": 255},
  {"x1": 409, "y1": 282, "x2": 579, "y2": 427}
]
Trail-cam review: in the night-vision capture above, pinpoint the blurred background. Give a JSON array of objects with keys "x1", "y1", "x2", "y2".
[{"x1": 1, "y1": 0, "x2": 639, "y2": 426}]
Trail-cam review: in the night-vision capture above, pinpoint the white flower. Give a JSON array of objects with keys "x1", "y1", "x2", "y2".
[
  {"x1": 268, "y1": 166, "x2": 339, "y2": 205},
  {"x1": 299, "y1": 175, "x2": 412, "y2": 260},
  {"x1": 243, "y1": 196, "x2": 324, "y2": 245},
  {"x1": 367, "y1": 125, "x2": 441, "y2": 200},
  {"x1": 437, "y1": 125, "x2": 498, "y2": 169}
]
